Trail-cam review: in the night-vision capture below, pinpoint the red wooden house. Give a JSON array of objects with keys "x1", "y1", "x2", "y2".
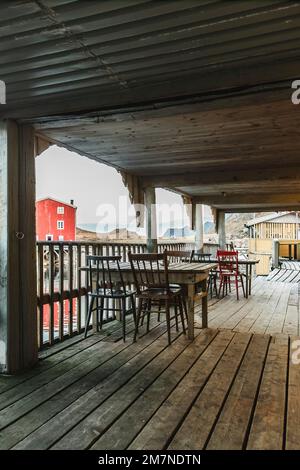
[{"x1": 36, "y1": 197, "x2": 77, "y2": 241}]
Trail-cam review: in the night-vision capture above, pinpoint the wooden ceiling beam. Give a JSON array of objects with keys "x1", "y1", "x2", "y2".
[
  {"x1": 193, "y1": 193, "x2": 300, "y2": 207},
  {"x1": 140, "y1": 166, "x2": 300, "y2": 189}
]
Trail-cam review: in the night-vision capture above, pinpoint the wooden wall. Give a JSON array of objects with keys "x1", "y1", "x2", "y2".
[{"x1": 252, "y1": 222, "x2": 299, "y2": 240}]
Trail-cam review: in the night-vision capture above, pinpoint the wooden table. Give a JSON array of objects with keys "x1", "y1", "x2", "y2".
[
  {"x1": 80, "y1": 262, "x2": 217, "y2": 340},
  {"x1": 199, "y1": 258, "x2": 260, "y2": 298}
]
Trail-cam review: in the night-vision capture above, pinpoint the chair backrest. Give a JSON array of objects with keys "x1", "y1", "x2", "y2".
[
  {"x1": 128, "y1": 252, "x2": 169, "y2": 294},
  {"x1": 217, "y1": 250, "x2": 239, "y2": 274},
  {"x1": 192, "y1": 250, "x2": 212, "y2": 262},
  {"x1": 164, "y1": 249, "x2": 194, "y2": 263},
  {"x1": 87, "y1": 255, "x2": 126, "y2": 294}
]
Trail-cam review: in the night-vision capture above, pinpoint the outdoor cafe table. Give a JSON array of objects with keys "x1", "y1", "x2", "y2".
[
  {"x1": 193, "y1": 253, "x2": 259, "y2": 298},
  {"x1": 80, "y1": 262, "x2": 217, "y2": 340}
]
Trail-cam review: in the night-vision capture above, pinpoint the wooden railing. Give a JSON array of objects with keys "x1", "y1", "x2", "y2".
[{"x1": 36, "y1": 240, "x2": 192, "y2": 349}]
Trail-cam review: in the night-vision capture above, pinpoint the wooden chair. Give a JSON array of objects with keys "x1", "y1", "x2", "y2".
[
  {"x1": 128, "y1": 252, "x2": 186, "y2": 345},
  {"x1": 164, "y1": 249, "x2": 193, "y2": 320},
  {"x1": 84, "y1": 255, "x2": 136, "y2": 341},
  {"x1": 191, "y1": 250, "x2": 217, "y2": 299},
  {"x1": 217, "y1": 250, "x2": 245, "y2": 300},
  {"x1": 164, "y1": 249, "x2": 194, "y2": 263},
  {"x1": 192, "y1": 250, "x2": 212, "y2": 262}
]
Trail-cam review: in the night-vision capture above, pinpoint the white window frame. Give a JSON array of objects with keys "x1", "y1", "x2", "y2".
[
  {"x1": 46, "y1": 234, "x2": 53, "y2": 241},
  {"x1": 57, "y1": 206, "x2": 64, "y2": 214},
  {"x1": 58, "y1": 235, "x2": 64, "y2": 241},
  {"x1": 57, "y1": 220, "x2": 64, "y2": 230}
]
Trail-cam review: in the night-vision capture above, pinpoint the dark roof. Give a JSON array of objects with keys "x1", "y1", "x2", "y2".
[{"x1": 2, "y1": 1, "x2": 300, "y2": 213}]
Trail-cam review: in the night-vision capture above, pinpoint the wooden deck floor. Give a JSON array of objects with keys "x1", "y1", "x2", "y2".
[
  {"x1": 0, "y1": 283, "x2": 299, "y2": 450},
  {"x1": 196, "y1": 277, "x2": 300, "y2": 336}
]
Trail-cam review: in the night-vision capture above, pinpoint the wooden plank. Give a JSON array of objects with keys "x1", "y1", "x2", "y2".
[
  {"x1": 0, "y1": 317, "x2": 136, "y2": 394},
  {"x1": 90, "y1": 330, "x2": 222, "y2": 450},
  {"x1": 265, "y1": 285, "x2": 291, "y2": 335},
  {"x1": 129, "y1": 330, "x2": 234, "y2": 450},
  {"x1": 206, "y1": 334, "x2": 270, "y2": 450},
  {"x1": 51, "y1": 329, "x2": 213, "y2": 450},
  {"x1": 3, "y1": 321, "x2": 178, "y2": 450},
  {"x1": 168, "y1": 332, "x2": 252, "y2": 449},
  {"x1": 282, "y1": 305, "x2": 298, "y2": 336},
  {"x1": 246, "y1": 335, "x2": 289, "y2": 450},
  {"x1": 286, "y1": 335, "x2": 300, "y2": 449}
]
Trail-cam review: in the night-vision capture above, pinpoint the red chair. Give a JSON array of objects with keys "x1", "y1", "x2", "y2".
[{"x1": 217, "y1": 250, "x2": 245, "y2": 300}]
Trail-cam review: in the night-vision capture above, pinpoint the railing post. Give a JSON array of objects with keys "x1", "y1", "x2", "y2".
[
  {"x1": 0, "y1": 120, "x2": 37, "y2": 373},
  {"x1": 145, "y1": 187, "x2": 158, "y2": 253}
]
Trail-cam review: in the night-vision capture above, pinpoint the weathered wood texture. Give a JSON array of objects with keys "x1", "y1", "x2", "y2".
[
  {"x1": 196, "y1": 277, "x2": 300, "y2": 336},
  {"x1": 0, "y1": 120, "x2": 37, "y2": 373},
  {"x1": 0, "y1": 2, "x2": 300, "y2": 213},
  {"x1": 0, "y1": 312, "x2": 298, "y2": 450}
]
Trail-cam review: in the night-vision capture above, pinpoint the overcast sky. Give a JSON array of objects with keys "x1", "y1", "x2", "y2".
[{"x1": 36, "y1": 146, "x2": 211, "y2": 228}]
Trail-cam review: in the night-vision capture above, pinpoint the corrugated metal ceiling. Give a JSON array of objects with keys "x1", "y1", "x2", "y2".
[{"x1": 1, "y1": 0, "x2": 300, "y2": 116}]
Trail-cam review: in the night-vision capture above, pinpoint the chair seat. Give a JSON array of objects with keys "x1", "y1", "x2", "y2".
[
  {"x1": 220, "y1": 270, "x2": 242, "y2": 276},
  {"x1": 89, "y1": 288, "x2": 135, "y2": 298},
  {"x1": 138, "y1": 286, "x2": 182, "y2": 299}
]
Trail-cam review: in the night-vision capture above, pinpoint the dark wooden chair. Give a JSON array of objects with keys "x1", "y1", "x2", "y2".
[
  {"x1": 164, "y1": 249, "x2": 194, "y2": 263},
  {"x1": 191, "y1": 250, "x2": 217, "y2": 298},
  {"x1": 128, "y1": 252, "x2": 186, "y2": 345},
  {"x1": 164, "y1": 249, "x2": 194, "y2": 320},
  {"x1": 84, "y1": 255, "x2": 136, "y2": 341},
  {"x1": 192, "y1": 251, "x2": 212, "y2": 262}
]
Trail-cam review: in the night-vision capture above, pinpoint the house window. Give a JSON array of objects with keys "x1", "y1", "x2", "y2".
[
  {"x1": 57, "y1": 206, "x2": 64, "y2": 214},
  {"x1": 46, "y1": 234, "x2": 53, "y2": 241},
  {"x1": 57, "y1": 220, "x2": 64, "y2": 230},
  {"x1": 58, "y1": 235, "x2": 64, "y2": 241}
]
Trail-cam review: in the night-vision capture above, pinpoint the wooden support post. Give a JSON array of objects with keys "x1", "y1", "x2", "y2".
[
  {"x1": 0, "y1": 120, "x2": 37, "y2": 374},
  {"x1": 272, "y1": 239, "x2": 280, "y2": 269},
  {"x1": 217, "y1": 210, "x2": 226, "y2": 249},
  {"x1": 145, "y1": 187, "x2": 157, "y2": 253},
  {"x1": 195, "y1": 203, "x2": 204, "y2": 251}
]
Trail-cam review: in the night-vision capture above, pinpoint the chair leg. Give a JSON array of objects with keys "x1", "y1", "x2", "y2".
[
  {"x1": 219, "y1": 277, "x2": 223, "y2": 298},
  {"x1": 157, "y1": 299, "x2": 162, "y2": 322},
  {"x1": 131, "y1": 295, "x2": 137, "y2": 327},
  {"x1": 146, "y1": 299, "x2": 151, "y2": 332},
  {"x1": 182, "y1": 297, "x2": 188, "y2": 323},
  {"x1": 99, "y1": 298, "x2": 104, "y2": 331},
  {"x1": 174, "y1": 301, "x2": 179, "y2": 332},
  {"x1": 165, "y1": 300, "x2": 171, "y2": 345},
  {"x1": 235, "y1": 276, "x2": 239, "y2": 300},
  {"x1": 96, "y1": 298, "x2": 99, "y2": 332},
  {"x1": 84, "y1": 296, "x2": 95, "y2": 338},
  {"x1": 122, "y1": 298, "x2": 126, "y2": 342},
  {"x1": 214, "y1": 275, "x2": 218, "y2": 298},
  {"x1": 179, "y1": 296, "x2": 186, "y2": 334},
  {"x1": 207, "y1": 276, "x2": 211, "y2": 298},
  {"x1": 241, "y1": 275, "x2": 246, "y2": 298},
  {"x1": 133, "y1": 298, "x2": 143, "y2": 342}
]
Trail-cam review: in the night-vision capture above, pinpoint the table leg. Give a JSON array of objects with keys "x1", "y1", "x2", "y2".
[
  {"x1": 201, "y1": 279, "x2": 208, "y2": 329},
  {"x1": 245, "y1": 264, "x2": 249, "y2": 298},
  {"x1": 249, "y1": 265, "x2": 252, "y2": 295},
  {"x1": 187, "y1": 283, "x2": 195, "y2": 340}
]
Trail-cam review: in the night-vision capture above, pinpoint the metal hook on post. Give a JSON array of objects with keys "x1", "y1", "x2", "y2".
[{"x1": 16, "y1": 232, "x2": 24, "y2": 240}]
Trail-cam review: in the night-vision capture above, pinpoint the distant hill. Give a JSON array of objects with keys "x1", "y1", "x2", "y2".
[
  {"x1": 204, "y1": 221, "x2": 215, "y2": 234},
  {"x1": 76, "y1": 227, "x2": 144, "y2": 242},
  {"x1": 162, "y1": 226, "x2": 194, "y2": 238}
]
